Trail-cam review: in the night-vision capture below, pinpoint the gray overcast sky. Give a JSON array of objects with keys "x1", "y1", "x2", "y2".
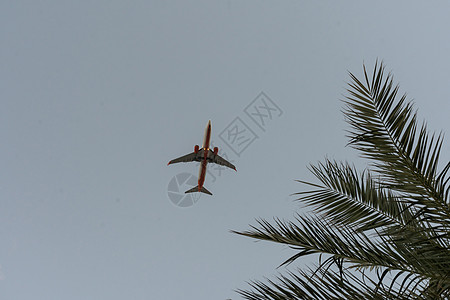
[{"x1": 1, "y1": 1, "x2": 450, "y2": 299}]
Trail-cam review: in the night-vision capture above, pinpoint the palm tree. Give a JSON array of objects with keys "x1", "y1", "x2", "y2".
[{"x1": 234, "y1": 62, "x2": 450, "y2": 299}]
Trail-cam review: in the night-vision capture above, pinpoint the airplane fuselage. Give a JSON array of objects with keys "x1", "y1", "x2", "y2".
[{"x1": 198, "y1": 120, "x2": 211, "y2": 191}]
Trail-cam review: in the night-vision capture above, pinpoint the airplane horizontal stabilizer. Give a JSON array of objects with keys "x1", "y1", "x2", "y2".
[{"x1": 185, "y1": 185, "x2": 212, "y2": 196}]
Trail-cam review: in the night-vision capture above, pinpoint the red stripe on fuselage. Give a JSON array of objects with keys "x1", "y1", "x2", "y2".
[
  {"x1": 198, "y1": 121, "x2": 211, "y2": 191},
  {"x1": 198, "y1": 160, "x2": 207, "y2": 190},
  {"x1": 203, "y1": 121, "x2": 211, "y2": 149}
]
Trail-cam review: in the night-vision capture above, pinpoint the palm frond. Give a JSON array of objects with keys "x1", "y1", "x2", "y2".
[
  {"x1": 293, "y1": 159, "x2": 415, "y2": 233},
  {"x1": 292, "y1": 159, "x2": 450, "y2": 271},
  {"x1": 235, "y1": 62, "x2": 450, "y2": 299},
  {"x1": 237, "y1": 266, "x2": 429, "y2": 300},
  {"x1": 344, "y1": 61, "x2": 450, "y2": 222},
  {"x1": 233, "y1": 216, "x2": 411, "y2": 271}
]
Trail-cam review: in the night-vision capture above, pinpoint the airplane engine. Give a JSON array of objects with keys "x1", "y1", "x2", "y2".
[
  {"x1": 194, "y1": 145, "x2": 199, "y2": 153},
  {"x1": 213, "y1": 147, "x2": 218, "y2": 155}
]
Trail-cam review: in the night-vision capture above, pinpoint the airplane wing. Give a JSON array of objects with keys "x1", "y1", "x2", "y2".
[
  {"x1": 168, "y1": 150, "x2": 203, "y2": 165},
  {"x1": 207, "y1": 150, "x2": 236, "y2": 171}
]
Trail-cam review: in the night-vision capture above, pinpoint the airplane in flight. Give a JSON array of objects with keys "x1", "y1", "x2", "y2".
[{"x1": 167, "y1": 120, "x2": 236, "y2": 195}]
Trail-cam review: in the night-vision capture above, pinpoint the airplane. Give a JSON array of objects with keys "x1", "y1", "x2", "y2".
[{"x1": 167, "y1": 120, "x2": 236, "y2": 195}]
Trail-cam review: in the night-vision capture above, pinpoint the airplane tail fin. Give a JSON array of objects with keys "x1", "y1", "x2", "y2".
[{"x1": 185, "y1": 185, "x2": 212, "y2": 196}]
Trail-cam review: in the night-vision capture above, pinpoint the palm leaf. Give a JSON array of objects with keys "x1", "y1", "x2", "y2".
[
  {"x1": 293, "y1": 159, "x2": 416, "y2": 233},
  {"x1": 344, "y1": 61, "x2": 450, "y2": 223},
  {"x1": 237, "y1": 266, "x2": 426, "y2": 300},
  {"x1": 235, "y1": 62, "x2": 450, "y2": 299},
  {"x1": 233, "y1": 216, "x2": 412, "y2": 271}
]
